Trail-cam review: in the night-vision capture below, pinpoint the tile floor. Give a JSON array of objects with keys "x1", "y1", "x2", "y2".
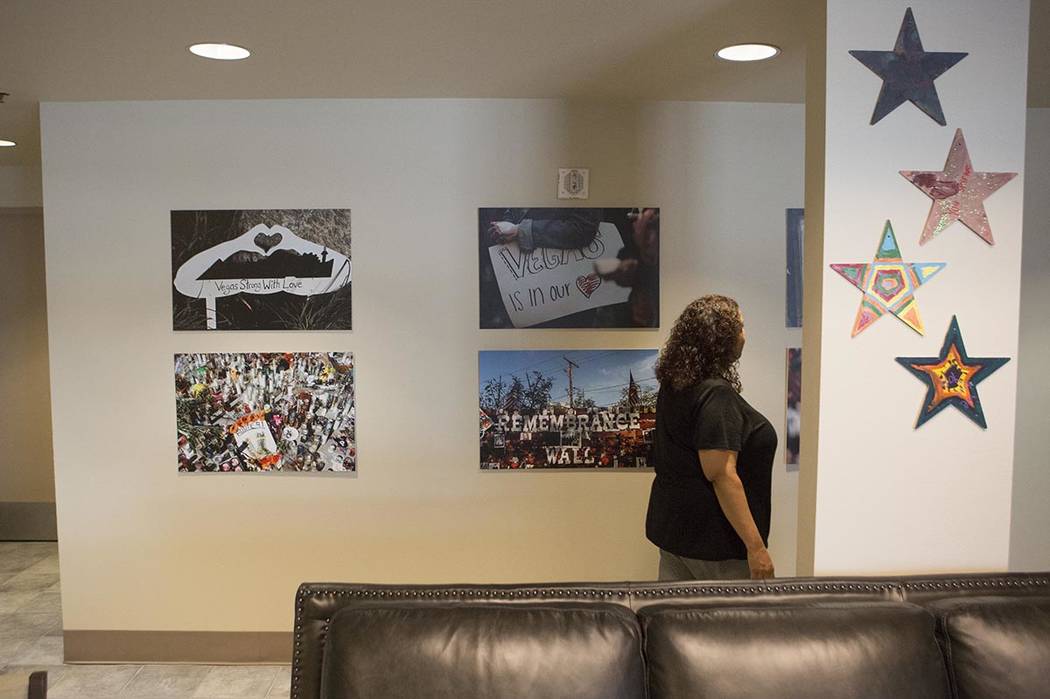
[{"x1": 0, "y1": 543, "x2": 290, "y2": 699}]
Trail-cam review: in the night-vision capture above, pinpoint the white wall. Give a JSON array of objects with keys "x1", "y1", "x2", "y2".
[
  {"x1": 0, "y1": 166, "x2": 42, "y2": 207},
  {"x1": 1011, "y1": 108, "x2": 1050, "y2": 570},
  {"x1": 812, "y1": 0, "x2": 1029, "y2": 573},
  {"x1": 40, "y1": 99, "x2": 802, "y2": 633}
]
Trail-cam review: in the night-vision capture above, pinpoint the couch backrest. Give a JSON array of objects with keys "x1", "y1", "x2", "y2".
[
  {"x1": 930, "y1": 595, "x2": 1050, "y2": 699},
  {"x1": 291, "y1": 573, "x2": 1050, "y2": 699},
  {"x1": 319, "y1": 603, "x2": 645, "y2": 699},
  {"x1": 292, "y1": 582, "x2": 632, "y2": 699},
  {"x1": 640, "y1": 602, "x2": 949, "y2": 699}
]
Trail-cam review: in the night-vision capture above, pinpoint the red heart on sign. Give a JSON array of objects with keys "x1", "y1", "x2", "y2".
[{"x1": 576, "y1": 273, "x2": 601, "y2": 298}]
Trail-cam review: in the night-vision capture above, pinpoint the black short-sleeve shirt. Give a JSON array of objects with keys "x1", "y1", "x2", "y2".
[{"x1": 645, "y1": 378, "x2": 777, "y2": 561}]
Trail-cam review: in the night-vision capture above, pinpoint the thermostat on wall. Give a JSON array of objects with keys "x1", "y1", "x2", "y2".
[{"x1": 557, "y1": 168, "x2": 590, "y2": 200}]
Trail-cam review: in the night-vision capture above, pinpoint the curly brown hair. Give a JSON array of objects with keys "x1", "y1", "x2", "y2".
[{"x1": 655, "y1": 295, "x2": 743, "y2": 392}]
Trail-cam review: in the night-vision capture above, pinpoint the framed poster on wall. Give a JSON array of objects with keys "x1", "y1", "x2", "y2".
[
  {"x1": 172, "y1": 209, "x2": 352, "y2": 331},
  {"x1": 786, "y1": 208, "x2": 804, "y2": 328},
  {"x1": 478, "y1": 207, "x2": 659, "y2": 328},
  {"x1": 175, "y1": 352, "x2": 356, "y2": 473},
  {"x1": 785, "y1": 347, "x2": 801, "y2": 471},
  {"x1": 479, "y1": 349, "x2": 658, "y2": 469}
]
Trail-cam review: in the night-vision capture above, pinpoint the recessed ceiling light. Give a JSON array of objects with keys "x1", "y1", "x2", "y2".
[
  {"x1": 188, "y1": 43, "x2": 251, "y2": 61},
  {"x1": 716, "y1": 43, "x2": 780, "y2": 62},
  {"x1": 0, "y1": 140, "x2": 16, "y2": 148}
]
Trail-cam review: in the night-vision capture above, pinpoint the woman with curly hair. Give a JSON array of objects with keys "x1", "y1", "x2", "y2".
[{"x1": 645, "y1": 295, "x2": 777, "y2": 580}]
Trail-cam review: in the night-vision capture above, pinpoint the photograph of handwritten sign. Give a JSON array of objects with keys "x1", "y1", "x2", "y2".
[
  {"x1": 175, "y1": 352, "x2": 356, "y2": 473},
  {"x1": 172, "y1": 209, "x2": 351, "y2": 330},
  {"x1": 479, "y1": 349, "x2": 658, "y2": 470},
  {"x1": 479, "y1": 208, "x2": 659, "y2": 328}
]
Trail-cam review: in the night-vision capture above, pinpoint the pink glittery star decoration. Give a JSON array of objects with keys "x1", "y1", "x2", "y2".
[{"x1": 900, "y1": 129, "x2": 1017, "y2": 246}]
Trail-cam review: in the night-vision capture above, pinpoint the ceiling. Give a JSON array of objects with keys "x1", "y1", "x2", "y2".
[{"x1": 1, "y1": 0, "x2": 1046, "y2": 168}]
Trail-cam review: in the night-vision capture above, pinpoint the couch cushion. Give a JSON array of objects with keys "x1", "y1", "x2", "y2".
[
  {"x1": 640, "y1": 602, "x2": 949, "y2": 699},
  {"x1": 320, "y1": 602, "x2": 644, "y2": 699},
  {"x1": 930, "y1": 595, "x2": 1050, "y2": 699}
]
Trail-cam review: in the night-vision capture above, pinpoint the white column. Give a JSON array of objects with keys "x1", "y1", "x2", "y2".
[{"x1": 800, "y1": 0, "x2": 1030, "y2": 574}]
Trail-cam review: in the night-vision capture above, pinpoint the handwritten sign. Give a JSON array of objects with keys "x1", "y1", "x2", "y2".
[
  {"x1": 229, "y1": 410, "x2": 280, "y2": 469},
  {"x1": 487, "y1": 222, "x2": 630, "y2": 328},
  {"x1": 173, "y1": 224, "x2": 351, "y2": 329}
]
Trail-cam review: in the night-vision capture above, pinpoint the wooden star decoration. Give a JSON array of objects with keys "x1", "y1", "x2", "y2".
[
  {"x1": 895, "y1": 316, "x2": 1009, "y2": 428},
  {"x1": 900, "y1": 129, "x2": 1017, "y2": 246},
  {"x1": 849, "y1": 7, "x2": 967, "y2": 126},
  {"x1": 830, "y1": 221, "x2": 946, "y2": 337}
]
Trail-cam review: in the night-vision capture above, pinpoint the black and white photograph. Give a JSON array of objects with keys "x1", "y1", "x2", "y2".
[
  {"x1": 479, "y1": 207, "x2": 659, "y2": 328},
  {"x1": 172, "y1": 209, "x2": 352, "y2": 330},
  {"x1": 175, "y1": 352, "x2": 356, "y2": 473},
  {"x1": 785, "y1": 347, "x2": 802, "y2": 469}
]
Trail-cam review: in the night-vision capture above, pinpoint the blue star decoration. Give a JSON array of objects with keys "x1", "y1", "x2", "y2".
[
  {"x1": 849, "y1": 7, "x2": 967, "y2": 126},
  {"x1": 895, "y1": 316, "x2": 1009, "y2": 429}
]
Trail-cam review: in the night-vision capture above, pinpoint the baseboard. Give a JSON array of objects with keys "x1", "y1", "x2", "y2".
[
  {"x1": 0, "y1": 501, "x2": 57, "y2": 540},
  {"x1": 63, "y1": 630, "x2": 292, "y2": 663}
]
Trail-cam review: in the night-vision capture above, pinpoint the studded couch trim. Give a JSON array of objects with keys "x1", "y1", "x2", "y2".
[{"x1": 902, "y1": 576, "x2": 1050, "y2": 592}]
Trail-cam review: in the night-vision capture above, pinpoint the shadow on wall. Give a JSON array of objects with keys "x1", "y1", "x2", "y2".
[{"x1": 0, "y1": 208, "x2": 57, "y2": 541}]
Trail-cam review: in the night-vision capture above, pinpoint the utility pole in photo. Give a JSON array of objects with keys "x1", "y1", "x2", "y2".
[{"x1": 563, "y1": 356, "x2": 579, "y2": 409}]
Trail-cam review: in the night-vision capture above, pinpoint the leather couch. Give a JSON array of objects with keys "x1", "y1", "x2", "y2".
[{"x1": 292, "y1": 572, "x2": 1050, "y2": 699}]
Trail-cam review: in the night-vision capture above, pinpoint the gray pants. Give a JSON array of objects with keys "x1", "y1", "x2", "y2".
[{"x1": 658, "y1": 549, "x2": 750, "y2": 581}]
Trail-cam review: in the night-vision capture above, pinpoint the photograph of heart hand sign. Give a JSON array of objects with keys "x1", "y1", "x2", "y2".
[
  {"x1": 478, "y1": 207, "x2": 660, "y2": 329},
  {"x1": 171, "y1": 209, "x2": 352, "y2": 331}
]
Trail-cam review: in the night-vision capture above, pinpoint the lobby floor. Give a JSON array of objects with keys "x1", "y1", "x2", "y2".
[{"x1": 0, "y1": 542, "x2": 290, "y2": 699}]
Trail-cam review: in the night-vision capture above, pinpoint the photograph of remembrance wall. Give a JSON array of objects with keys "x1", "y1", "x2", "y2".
[{"x1": 480, "y1": 349, "x2": 658, "y2": 469}]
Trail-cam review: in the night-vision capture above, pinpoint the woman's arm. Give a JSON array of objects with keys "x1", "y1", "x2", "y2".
[
  {"x1": 698, "y1": 449, "x2": 775, "y2": 579},
  {"x1": 487, "y1": 214, "x2": 599, "y2": 251}
]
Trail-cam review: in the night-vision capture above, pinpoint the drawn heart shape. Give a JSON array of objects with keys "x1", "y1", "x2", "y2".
[
  {"x1": 576, "y1": 273, "x2": 601, "y2": 299},
  {"x1": 254, "y1": 231, "x2": 283, "y2": 253}
]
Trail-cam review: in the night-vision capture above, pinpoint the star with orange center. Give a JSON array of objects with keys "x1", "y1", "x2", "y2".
[
  {"x1": 896, "y1": 316, "x2": 1009, "y2": 428},
  {"x1": 917, "y1": 344, "x2": 980, "y2": 410},
  {"x1": 900, "y1": 129, "x2": 1017, "y2": 245}
]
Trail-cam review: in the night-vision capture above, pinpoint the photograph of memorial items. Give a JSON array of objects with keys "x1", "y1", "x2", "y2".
[
  {"x1": 172, "y1": 209, "x2": 351, "y2": 330},
  {"x1": 479, "y1": 349, "x2": 658, "y2": 469},
  {"x1": 785, "y1": 348, "x2": 802, "y2": 469},
  {"x1": 786, "y1": 209, "x2": 804, "y2": 328},
  {"x1": 175, "y1": 352, "x2": 356, "y2": 473},
  {"x1": 479, "y1": 207, "x2": 659, "y2": 329}
]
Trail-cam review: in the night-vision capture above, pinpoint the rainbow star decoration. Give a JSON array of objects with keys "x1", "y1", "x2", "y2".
[
  {"x1": 831, "y1": 221, "x2": 946, "y2": 337},
  {"x1": 895, "y1": 316, "x2": 1009, "y2": 428},
  {"x1": 900, "y1": 129, "x2": 1017, "y2": 246}
]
